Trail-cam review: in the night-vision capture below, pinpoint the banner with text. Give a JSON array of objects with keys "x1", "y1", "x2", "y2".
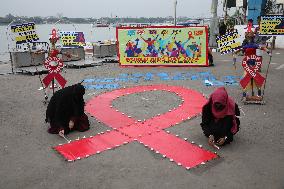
[
  {"x1": 260, "y1": 15, "x2": 284, "y2": 35},
  {"x1": 117, "y1": 26, "x2": 208, "y2": 66},
  {"x1": 216, "y1": 31, "x2": 241, "y2": 55},
  {"x1": 60, "y1": 31, "x2": 86, "y2": 47},
  {"x1": 10, "y1": 22, "x2": 39, "y2": 50}
]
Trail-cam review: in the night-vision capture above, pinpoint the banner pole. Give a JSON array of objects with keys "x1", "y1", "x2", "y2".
[
  {"x1": 52, "y1": 78, "x2": 55, "y2": 95},
  {"x1": 28, "y1": 43, "x2": 48, "y2": 103},
  {"x1": 262, "y1": 52, "x2": 272, "y2": 100}
]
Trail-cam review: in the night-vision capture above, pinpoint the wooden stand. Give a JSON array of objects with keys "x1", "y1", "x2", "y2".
[{"x1": 242, "y1": 96, "x2": 265, "y2": 105}]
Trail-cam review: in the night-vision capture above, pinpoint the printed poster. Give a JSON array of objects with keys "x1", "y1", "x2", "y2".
[
  {"x1": 10, "y1": 22, "x2": 39, "y2": 50},
  {"x1": 259, "y1": 15, "x2": 284, "y2": 35},
  {"x1": 60, "y1": 31, "x2": 86, "y2": 47},
  {"x1": 216, "y1": 31, "x2": 241, "y2": 55},
  {"x1": 117, "y1": 26, "x2": 208, "y2": 66}
]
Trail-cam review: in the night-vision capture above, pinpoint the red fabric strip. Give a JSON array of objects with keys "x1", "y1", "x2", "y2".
[
  {"x1": 54, "y1": 131, "x2": 132, "y2": 161},
  {"x1": 54, "y1": 85, "x2": 217, "y2": 169},
  {"x1": 139, "y1": 132, "x2": 217, "y2": 168}
]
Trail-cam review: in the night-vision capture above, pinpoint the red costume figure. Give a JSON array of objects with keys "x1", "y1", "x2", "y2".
[
  {"x1": 236, "y1": 31, "x2": 271, "y2": 102},
  {"x1": 48, "y1": 28, "x2": 71, "y2": 58},
  {"x1": 246, "y1": 19, "x2": 254, "y2": 33}
]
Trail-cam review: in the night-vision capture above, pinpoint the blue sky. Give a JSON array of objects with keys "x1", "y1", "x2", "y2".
[{"x1": 0, "y1": 0, "x2": 225, "y2": 18}]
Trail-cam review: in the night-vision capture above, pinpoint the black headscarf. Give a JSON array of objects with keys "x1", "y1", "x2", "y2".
[{"x1": 45, "y1": 83, "x2": 85, "y2": 130}]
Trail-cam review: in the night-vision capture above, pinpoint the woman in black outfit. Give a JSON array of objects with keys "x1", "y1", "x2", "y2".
[
  {"x1": 45, "y1": 83, "x2": 90, "y2": 137},
  {"x1": 201, "y1": 87, "x2": 240, "y2": 146}
]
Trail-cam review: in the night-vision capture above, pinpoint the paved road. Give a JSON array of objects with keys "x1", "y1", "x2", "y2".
[{"x1": 0, "y1": 50, "x2": 283, "y2": 189}]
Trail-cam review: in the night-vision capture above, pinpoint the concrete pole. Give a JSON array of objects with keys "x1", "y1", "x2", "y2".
[
  {"x1": 209, "y1": 0, "x2": 218, "y2": 47},
  {"x1": 224, "y1": 0, "x2": 228, "y2": 24},
  {"x1": 174, "y1": 0, "x2": 177, "y2": 25}
]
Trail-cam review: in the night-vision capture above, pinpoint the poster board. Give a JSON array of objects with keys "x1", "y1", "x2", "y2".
[
  {"x1": 59, "y1": 31, "x2": 86, "y2": 47},
  {"x1": 259, "y1": 15, "x2": 284, "y2": 35},
  {"x1": 216, "y1": 31, "x2": 242, "y2": 54},
  {"x1": 116, "y1": 26, "x2": 208, "y2": 66},
  {"x1": 10, "y1": 22, "x2": 39, "y2": 51}
]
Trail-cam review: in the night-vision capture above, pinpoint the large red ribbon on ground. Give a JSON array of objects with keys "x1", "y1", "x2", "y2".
[
  {"x1": 43, "y1": 56, "x2": 66, "y2": 88},
  {"x1": 240, "y1": 55, "x2": 265, "y2": 89},
  {"x1": 54, "y1": 85, "x2": 218, "y2": 169}
]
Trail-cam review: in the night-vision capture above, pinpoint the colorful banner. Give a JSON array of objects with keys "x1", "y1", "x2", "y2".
[
  {"x1": 259, "y1": 15, "x2": 284, "y2": 35},
  {"x1": 117, "y1": 26, "x2": 208, "y2": 66},
  {"x1": 216, "y1": 31, "x2": 241, "y2": 55},
  {"x1": 10, "y1": 22, "x2": 39, "y2": 50},
  {"x1": 60, "y1": 31, "x2": 86, "y2": 47}
]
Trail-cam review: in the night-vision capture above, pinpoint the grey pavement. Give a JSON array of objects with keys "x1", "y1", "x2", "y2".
[{"x1": 0, "y1": 50, "x2": 283, "y2": 189}]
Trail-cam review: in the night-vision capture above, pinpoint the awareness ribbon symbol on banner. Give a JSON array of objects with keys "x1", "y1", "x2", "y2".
[
  {"x1": 77, "y1": 32, "x2": 85, "y2": 43},
  {"x1": 240, "y1": 55, "x2": 265, "y2": 89},
  {"x1": 54, "y1": 85, "x2": 217, "y2": 169}
]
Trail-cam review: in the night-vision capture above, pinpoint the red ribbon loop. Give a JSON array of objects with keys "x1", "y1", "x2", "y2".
[
  {"x1": 43, "y1": 72, "x2": 67, "y2": 88},
  {"x1": 43, "y1": 56, "x2": 66, "y2": 88},
  {"x1": 54, "y1": 85, "x2": 218, "y2": 168}
]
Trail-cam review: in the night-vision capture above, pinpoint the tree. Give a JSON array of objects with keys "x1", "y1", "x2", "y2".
[
  {"x1": 33, "y1": 16, "x2": 43, "y2": 24},
  {"x1": 265, "y1": 0, "x2": 284, "y2": 15},
  {"x1": 5, "y1": 14, "x2": 15, "y2": 23}
]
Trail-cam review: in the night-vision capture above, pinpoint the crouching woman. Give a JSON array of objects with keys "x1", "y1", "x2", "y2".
[
  {"x1": 45, "y1": 83, "x2": 90, "y2": 137},
  {"x1": 200, "y1": 87, "x2": 240, "y2": 147}
]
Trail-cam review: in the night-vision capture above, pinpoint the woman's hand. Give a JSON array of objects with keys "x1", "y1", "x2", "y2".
[
  {"x1": 208, "y1": 135, "x2": 215, "y2": 146},
  {"x1": 217, "y1": 137, "x2": 226, "y2": 145},
  {"x1": 59, "y1": 129, "x2": 65, "y2": 137}
]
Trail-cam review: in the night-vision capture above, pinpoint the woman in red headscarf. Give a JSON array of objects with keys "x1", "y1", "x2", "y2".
[{"x1": 200, "y1": 87, "x2": 240, "y2": 146}]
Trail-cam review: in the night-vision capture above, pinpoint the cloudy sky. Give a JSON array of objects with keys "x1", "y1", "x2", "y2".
[{"x1": 0, "y1": 0, "x2": 225, "y2": 18}]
